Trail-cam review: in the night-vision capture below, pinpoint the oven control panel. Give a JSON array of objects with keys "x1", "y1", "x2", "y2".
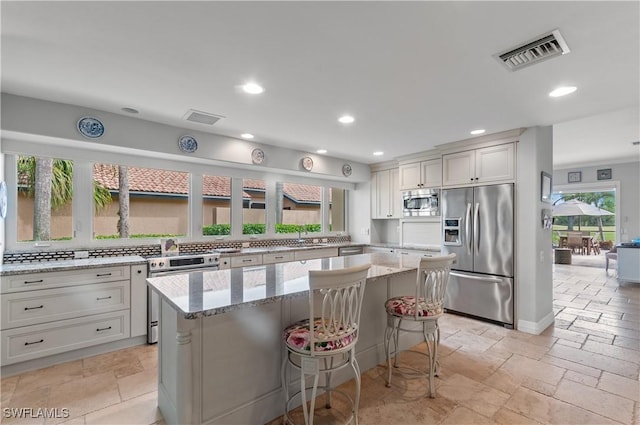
[{"x1": 148, "y1": 253, "x2": 220, "y2": 272}]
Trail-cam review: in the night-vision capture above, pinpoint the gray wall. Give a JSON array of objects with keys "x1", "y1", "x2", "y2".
[
  {"x1": 554, "y1": 161, "x2": 639, "y2": 243},
  {"x1": 516, "y1": 126, "x2": 554, "y2": 332}
]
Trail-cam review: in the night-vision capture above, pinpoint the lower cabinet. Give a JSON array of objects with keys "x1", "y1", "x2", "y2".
[{"x1": 0, "y1": 264, "x2": 137, "y2": 366}]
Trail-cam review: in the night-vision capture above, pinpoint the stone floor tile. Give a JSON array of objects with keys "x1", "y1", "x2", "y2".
[
  {"x1": 597, "y1": 371, "x2": 640, "y2": 402},
  {"x1": 436, "y1": 373, "x2": 510, "y2": 418},
  {"x1": 554, "y1": 378, "x2": 634, "y2": 424},
  {"x1": 554, "y1": 339, "x2": 582, "y2": 349},
  {"x1": 489, "y1": 338, "x2": 550, "y2": 360},
  {"x1": 84, "y1": 392, "x2": 161, "y2": 425},
  {"x1": 82, "y1": 349, "x2": 143, "y2": 379},
  {"x1": 587, "y1": 334, "x2": 614, "y2": 345},
  {"x1": 564, "y1": 369, "x2": 598, "y2": 387},
  {"x1": 47, "y1": 372, "x2": 120, "y2": 425},
  {"x1": 504, "y1": 387, "x2": 621, "y2": 425},
  {"x1": 598, "y1": 315, "x2": 640, "y2": 331},
  {"x1": 1, "y1": 386, "x2": 50, "y2": 425},
  {"x1": 547, "y1": 343, "x2": 639, "y2": 379},
  {"x1": 441, "y1": 330, "x2": 498, "y2": 353},
  {"x1": 56, "y1": 416, "x2": 85, "y2": 425},
  {"x1": 117, "y1": 366, "x2": 157, "y2": 401},
  {"x1": 437, "y1": 349, "x2": 506, "y2": 383},
  {"x1": 492, "y1": 407, "x2": 544, "y2": 425},
  {"x1": 13, "y1": 361, "x2": 83, "y2": 394},
  {"x1": 1, "y1": 375, "x2": 19, "y2": 408},
  {"x1": 439, "y1": 406, "x2": 497, "y2": 425},
  {"x1": 540, "y1": 354, "x2": 602, "y2": 379},
  {"x1": 613, "y1": 334, "x2": 640, "y2": 351},
  {"x1": 541, "y1": 326, "x2": 588, "y2": 344},
  {"x1": 583, "y1": 339, "x2": 640, "y2": 364},
  {"x1": 499, "y1": 354, "x2": 565, "y2": 386}
]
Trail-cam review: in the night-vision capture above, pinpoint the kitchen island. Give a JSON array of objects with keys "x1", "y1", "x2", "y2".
[{"x1": 147, "y1": 252, "x2": 429, "y2": 425}]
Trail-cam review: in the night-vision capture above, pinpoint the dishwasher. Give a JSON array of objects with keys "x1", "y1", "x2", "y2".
[
  {"x1": 338, "y1": 246, "x2": 364, "y2": 256},
  {"x1": 147, "y1": 253, "x2": 220, "y2": 343}
]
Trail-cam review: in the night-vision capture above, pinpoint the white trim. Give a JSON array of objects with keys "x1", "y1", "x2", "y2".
[{"x1": 517, "y1": 311, "x2": 555, "y2": 335}]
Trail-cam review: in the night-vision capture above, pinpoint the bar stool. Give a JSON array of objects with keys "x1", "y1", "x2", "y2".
[
  {"x1": 281, "y1": 263, "x2": 371, "y2": 425},
  {"x1": 383, "y1": 253, "x2": 456, "y2": 398}
]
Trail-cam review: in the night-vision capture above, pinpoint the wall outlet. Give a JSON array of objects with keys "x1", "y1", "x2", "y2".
[
  {"x1": 74, "y1": 250, "x2": 89, "y2": 259},
  {"x1": 242, "y1": 242, "x2": 250, "y2": 248}
]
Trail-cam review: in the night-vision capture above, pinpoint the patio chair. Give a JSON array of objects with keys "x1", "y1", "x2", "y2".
[
  {"x1": 591, "y1": 236, "x2": 601, "y2": 255},
  {"x1": 605, "y1": 245, "x2": 617, "y2": 275},
  {"x1": 567, "y1": 232, "x2": 584, "y2": 255}
]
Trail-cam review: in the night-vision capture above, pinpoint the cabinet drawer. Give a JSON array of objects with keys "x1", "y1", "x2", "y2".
[
  {"x1": 230, "y1": 255, "x2": 263, "y2": 268},
  {"x1": 2, "y1": 281, "x2": 130, "y2": 330},
  {"x1": 1, "y1": 310, "x2": 130, "y2": 365},
  {"x1": 294, "y1": 248, "x2": 339, "y2": 261},
  {"x1": 262, "y1": 252, "x2": 295, "y2": 264},
  {"x1": 1, "y1": 266, "x2": 130, "y2": 293}
]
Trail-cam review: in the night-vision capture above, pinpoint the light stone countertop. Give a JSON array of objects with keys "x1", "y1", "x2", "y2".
[
  {"x1": 0, "y1": 255, "x2": 147, "y2": 276},
  {"x1": 147, "y1": 252, "x2": 426, "y2": 319}
]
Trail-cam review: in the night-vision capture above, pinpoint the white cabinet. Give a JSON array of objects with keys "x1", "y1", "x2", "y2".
[
  {"x1": 617, "y1": 247, "x2": 640, "y2": 283},
  {"x1": 399, "y1": 159, "x2": 442, "y2": 190},
  {"x1": 442, "y1": 143, "x2": 515, "y2": 187},
  {"x1": 0, "y1": 265, "x2": 133, "y2": 365},
  {"x1": 372, "y1": 168, "x2": 401, "y2": 219},
  {"x1": 262, "y1": 252, "x2": 295, "y2": 264},
  {"x1": 294, "y1": 247, "x2": 339, "y2": 261},
  {"x1": 395, "y1": 248, "x2": 435, "y2": 257},
  {"x1": 364, "y1": 246, "x2": 395, "y2": 254},
  {"x1": 230, "y1": 254, "x2": 263, "y2": 268},
  {"x1": 130, "y1": 264, "x2": 147, "y2": 338}
]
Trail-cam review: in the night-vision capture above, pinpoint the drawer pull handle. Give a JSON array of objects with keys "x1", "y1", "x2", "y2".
[
  {"x1": 24, "y1": 279, "x2": 44, "y2": 284},
  {"x1": 242, "y1": 259, "x2": 252, "y2": 262},
  {"x1": 24, "y1": 339, "x2": 44, "y2": 346},
  {"x1": 96, "y1": 326, "x2": 112, "y2": 332},
  {"x1": 24, "y1": 305, "x2": 44, "y2": 311},
  {"x1": 96, "y1": 296, "x2": 112, "y2": 300},
  {"x1": 275, "y1": 256, "x2": 284, "y2": 259},
  {"x1": 96, "y1": 273, "x2": 112, "y2": 277}
]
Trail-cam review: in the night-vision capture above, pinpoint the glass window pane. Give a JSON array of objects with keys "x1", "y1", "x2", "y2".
[
  {"x1": 329, "y1": 187, "x2": 346, "y2": 232},
  {"x1": 17, "y1": 156, "x2": 74, "y2": 242},
  {"x1": 203, "y1": 174, "x2": 232, "y2": 236},
  {"x1": 243, "y1": 179, "x2": 266, "y2": 234},
  {"x1": 276, "y1": 182, "x2": 321, "y2": 234},
  {"x1": 93, "y1": 164, "x2": 188, "y2": 239}
]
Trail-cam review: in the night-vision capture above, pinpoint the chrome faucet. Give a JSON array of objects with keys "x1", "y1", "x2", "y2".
[{"x1": 297, "y1": 225, "x2": 307, "y2": 244}]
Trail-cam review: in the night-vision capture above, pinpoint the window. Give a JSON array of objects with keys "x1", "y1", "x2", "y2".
[
  {"x1": 329, "y1": 187, "x2": 346, "y2": 232},
  {"x1": 93, "y1": 164, "x2": 189, "y2": 239},
  {"x1": 203, "y1": 174, "x2": 232, "y2": 236},
  {"x1": 17, "y1": 156, "x2": 74, "y2": 242},
  {"x1": 276, "y1": 182, "x2": 322, "y2": 234},
  {"x1": 243, "y1": 179, "x2": 266, "y2": 234}
]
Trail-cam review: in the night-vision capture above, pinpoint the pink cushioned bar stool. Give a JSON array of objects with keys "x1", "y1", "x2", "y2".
[
  {"x1": 383, "y1": 253, "x2": 456, "y2": 398},
  {"x1": 281, "y1": 263, "x2": 371, "y2": 425}
]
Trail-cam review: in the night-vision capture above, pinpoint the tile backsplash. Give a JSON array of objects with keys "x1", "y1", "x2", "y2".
[{"x1": 2, "y1": 236, "x2": 351, "y2": 264}]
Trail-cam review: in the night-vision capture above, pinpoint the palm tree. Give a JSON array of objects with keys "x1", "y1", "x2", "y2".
[{"x1": 18, "y1": 156, "x2": 112, "y2": 241}]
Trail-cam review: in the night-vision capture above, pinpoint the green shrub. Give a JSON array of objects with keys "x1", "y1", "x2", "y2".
[
  {"x1": 203, "y1": 224, "x2": 231, "y2": 235},
  {"x1": 243, "y1": 224, "x2": 266, "y2": 234}
]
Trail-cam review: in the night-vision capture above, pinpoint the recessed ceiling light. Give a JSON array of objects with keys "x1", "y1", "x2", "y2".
[
  {"x1": 373, "y1": 151, "x2": 384, "y2": 156},
  {"x1": 121, "y1": 107, "x2": 139, "y2": 114},
  {"x1": 316, "y1": 149, "x2": 327, "y2": 154},
  {"x1": 242, "y1": 83, "x2": 264, "y2": 94},
  {"x1": 470, "y1": 129, "x2": 485, "y2": 135},
  {"x1": 338, "y1": 115, "x2": 355, "y2": 124},
  {"x1": 549, "y1": 86, "x2": 577, "y2": 97},
  {"x1": 241, "y1": 133, "x2": 254, "y2": 139}
]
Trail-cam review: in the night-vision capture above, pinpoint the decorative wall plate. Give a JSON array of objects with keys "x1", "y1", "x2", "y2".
[
  {"x1": 178, "y1": 135, "x2": 198, "y2": 153},
  {"x1": 251, "y1": 148, "x2": 265, "y2": 164},
  {"x1": 302, "y1": 156, "x2": 313, "y2": 171},
  {"x1": 342, "y1": 163, "x2": 352, "y2": 177},
  {"x1": 77, "y1": 116, "x2": 105, "y2": 138}
]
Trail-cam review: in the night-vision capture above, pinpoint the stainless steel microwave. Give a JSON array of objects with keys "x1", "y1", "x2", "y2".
[{"x1": 402, "y1": 189, "x2": 440, "y2": 217}]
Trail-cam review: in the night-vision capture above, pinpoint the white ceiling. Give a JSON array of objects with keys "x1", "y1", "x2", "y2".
[{"x1": 1, "y1": 1, "x2": 639, "y2": 166}]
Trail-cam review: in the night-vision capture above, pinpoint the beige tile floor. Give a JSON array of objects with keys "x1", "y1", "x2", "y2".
[{"x1": 2, "y1": 259, "x2": 638, "y2": 425}]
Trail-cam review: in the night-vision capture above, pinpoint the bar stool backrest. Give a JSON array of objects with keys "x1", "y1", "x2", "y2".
[{"x1": 413, "y1": 254, "x2": 457, "y2": 320}]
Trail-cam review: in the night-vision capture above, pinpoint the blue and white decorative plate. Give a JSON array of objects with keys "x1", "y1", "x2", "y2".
[
  {"x1": 178, "y1": 135, "x2": 198, "y2": 153},
  {"x1": 77, "y1": 116, "x2": 105, "y2": 139},
  {"x1": 251, "y1": 148, "x2": 265, "y2": 164},
  {"x1": 342, "y1": 163, "x2": 352, "y2": 177}
]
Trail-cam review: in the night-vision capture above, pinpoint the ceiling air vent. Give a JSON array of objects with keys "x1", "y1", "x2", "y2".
[
  {"x1": 495, "y1": 29, "x2": 570, "y2": 71},
  {"x1": 184, "y1": 109, "x2": 224, "y2": 125}
]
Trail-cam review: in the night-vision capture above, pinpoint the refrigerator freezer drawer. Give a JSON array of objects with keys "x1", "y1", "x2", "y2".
[{"x1": 445, "y1": 271, "x2": 513, "y2": 326}]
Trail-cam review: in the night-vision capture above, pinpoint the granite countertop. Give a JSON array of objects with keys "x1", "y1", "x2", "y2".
[
  {"x1": 147, "y1": 252, "x2": 425, "y2": 319},
  {"x1": 0, "y1": 255, "x2": 147, "y2": 276},
  {"x1": 368, "y1": 243, "x2": 441, "y2": 252},
  {"x1": 216, "y1": 242, "x2": 364, "y2": 256}
]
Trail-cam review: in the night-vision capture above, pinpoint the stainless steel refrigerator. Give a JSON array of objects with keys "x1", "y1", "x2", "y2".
[{"x1": 441, "y1": 183, "x2": 514, "y2": 327}]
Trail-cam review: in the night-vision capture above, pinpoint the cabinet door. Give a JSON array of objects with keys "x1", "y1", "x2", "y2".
[
  {"x1": 442, "y1": 151, "x2": 475, "y2": 187},
  {"x1": 389, "y1": 168, "x2": 402, "y2": 218},
  {"x1": 375, "y1": 170, "x2": 391, "y2": 218},
  {"x1": 399, "y1": 162, "x2": 421, "y2": 190},
  {"x1": 130, "y1": 264, "x2": 147, "y2": 338},
  {"x1": 475, "y1": 143, "x2": 515, "y2": 183},
  {"x1": 421, "y1": 159, "x2": 442, "y2": 187}
]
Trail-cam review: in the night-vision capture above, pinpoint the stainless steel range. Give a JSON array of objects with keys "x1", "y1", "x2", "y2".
[{"x1": 147, "y1": 253, "x2": 220, "y2": 343}]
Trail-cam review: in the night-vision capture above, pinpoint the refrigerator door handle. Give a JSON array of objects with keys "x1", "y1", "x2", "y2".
[
  {"x1": 450, "y1": 271, "x2": 503, "y2": 283},
  {"x1": 465, "y1": 203, "x2": 472, "y2": 254},
  {"x1": 474, "y1": 202, "x2": 480, "y2": 254}
]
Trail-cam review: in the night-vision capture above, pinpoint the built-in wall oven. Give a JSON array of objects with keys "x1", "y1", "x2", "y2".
[
  {"x1": 147, "y1": 253, "x2": 220, "y2": 343},
  {"x1": 402, "y1": 188, "x2": 440, "y2": 217}
]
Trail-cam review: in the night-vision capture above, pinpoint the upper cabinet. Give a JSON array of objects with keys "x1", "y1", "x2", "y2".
[
  {"x1": 442, "y1": 143, "x2": 515, "y2": 187},
  {"x1": 371, "y1": 168, "x2": 401, "y2": 219},
  {"x1": 399, "y1": 159, "x2": 442, "y2": 190}
]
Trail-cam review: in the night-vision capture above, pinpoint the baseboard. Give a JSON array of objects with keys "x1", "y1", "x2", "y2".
[{"x1": 517, "y1": 311, "x2": 554, "y2": 335}]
